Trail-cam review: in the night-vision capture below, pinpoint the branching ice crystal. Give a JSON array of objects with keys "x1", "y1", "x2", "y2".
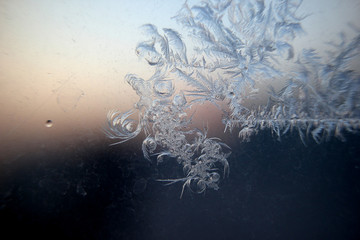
[{"x1": 105, "y1": 0, "x2": 360, "y2": 198}]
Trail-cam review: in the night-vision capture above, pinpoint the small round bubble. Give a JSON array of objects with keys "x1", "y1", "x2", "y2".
[{"x1": 45, "y1": 120, "x2": 53, "y2": 128}]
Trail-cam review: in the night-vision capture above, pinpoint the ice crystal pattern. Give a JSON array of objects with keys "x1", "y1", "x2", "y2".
[{"x1": 106, "y1": 0, "x2": 360, "y2": 198}]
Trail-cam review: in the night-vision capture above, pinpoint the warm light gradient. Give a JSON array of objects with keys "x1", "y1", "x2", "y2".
[{"x1": 0, "y1": 0, "x2": 359, "y2": 161}]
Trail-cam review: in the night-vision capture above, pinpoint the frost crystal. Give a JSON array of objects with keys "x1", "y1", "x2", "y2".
[{"x1": 106, "y1": 0, "x2": 360, "y2": 198}]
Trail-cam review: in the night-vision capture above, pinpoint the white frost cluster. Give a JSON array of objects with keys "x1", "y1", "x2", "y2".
[{"x1": 106, "y1": 0, "x2": 360, "y2": 197}]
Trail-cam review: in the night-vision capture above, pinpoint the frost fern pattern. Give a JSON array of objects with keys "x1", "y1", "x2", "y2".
[{"x1": 106, "y1": 0, "x2": 360, "y2": 197}]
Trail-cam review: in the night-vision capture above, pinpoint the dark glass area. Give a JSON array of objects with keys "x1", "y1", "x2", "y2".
[{"x1": 1, "y1": 132, "x2": 359, "y2": 240}]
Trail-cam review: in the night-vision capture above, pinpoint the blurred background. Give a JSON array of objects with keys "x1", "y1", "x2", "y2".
[
  {"x1": 1, "y1": 0, "x2": 360, "y2": 239},
  {"x1": 0, "y1": 0, "x2": 184, "y2": 161},
  {"x1": 0, "y1": 0, "x2": 359, "y2": 160}
]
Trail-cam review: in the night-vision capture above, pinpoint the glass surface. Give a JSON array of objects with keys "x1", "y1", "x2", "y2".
[{"x1": 1, "y1": 0, "x2": 360, "y2": 239}]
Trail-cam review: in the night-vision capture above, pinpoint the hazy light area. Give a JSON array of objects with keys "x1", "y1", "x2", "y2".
[{"x1": 0, "y1": 0, "x2": 359, "y2": 161}]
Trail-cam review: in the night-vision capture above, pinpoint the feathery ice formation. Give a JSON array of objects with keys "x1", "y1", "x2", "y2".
[{"x1": 105, "y1": 0, "x2": 360, "y2": 198}]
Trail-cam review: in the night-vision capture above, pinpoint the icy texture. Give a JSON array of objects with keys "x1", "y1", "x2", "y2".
[{"x1": 106, "y1": 0, "x2": 360, "y2": 198}]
